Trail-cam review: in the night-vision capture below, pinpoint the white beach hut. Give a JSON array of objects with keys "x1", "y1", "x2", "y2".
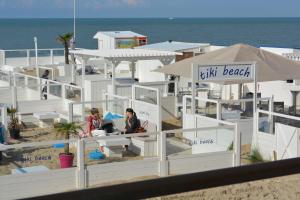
[{"x1": 155, "y1": 43, "x2": 300, "y2": 159}]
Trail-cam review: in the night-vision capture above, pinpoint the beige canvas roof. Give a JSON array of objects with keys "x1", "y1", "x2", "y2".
[{"x1": 155, "y1": 43, "x2": 300, "y2": 83}]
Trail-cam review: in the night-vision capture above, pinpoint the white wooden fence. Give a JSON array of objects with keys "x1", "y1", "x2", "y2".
[
  {"x1": 0, "y1": 48, "x2": 65, "y2": 67},
  {"x1": 0, "y1": 126, "x2": 238, "y2": 200},
  {"x1": 255, "y1": 109, "x2": 300, "y2": 160}
]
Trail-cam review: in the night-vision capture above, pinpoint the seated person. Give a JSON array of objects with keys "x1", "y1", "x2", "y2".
[
  {"x1": 87, "y1": 108, "x2": 103, "y2": 137},
  {"x1": 125, "y1": 108, "x2": 140, "y2": 134}
]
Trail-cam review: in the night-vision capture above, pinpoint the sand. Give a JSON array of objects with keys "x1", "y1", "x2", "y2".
[
  {"x1": 0, "y1": 126, "x2": 141, "y2": 175},
  {"x1": 150, "y1": 174, "x2": 300, "y2": 200}
]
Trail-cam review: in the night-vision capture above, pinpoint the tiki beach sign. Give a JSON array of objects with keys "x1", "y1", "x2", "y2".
[{"x1": 195, "y1": 63, "x2": 254, "y2": 82}]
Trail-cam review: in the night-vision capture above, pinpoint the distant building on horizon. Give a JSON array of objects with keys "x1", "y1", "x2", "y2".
[{"x1": 93, "y1": 31, "x2": 148, "y2": 50}]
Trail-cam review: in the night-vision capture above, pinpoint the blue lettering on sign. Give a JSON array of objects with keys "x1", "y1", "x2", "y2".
[
  {"x1": 193, "y1": 139, "x2": 214, "y2": 145},
  {"x1": 223, "y1": 66, "x2": 250, "y2": 77},
  {"x1": 199, "y1": 67, "x2": 217, "y2": 80}
]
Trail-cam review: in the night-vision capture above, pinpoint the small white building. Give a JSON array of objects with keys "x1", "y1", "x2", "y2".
[
  {"x1": 93, "y1": 31, "x2": 148, "y2": 50},
  {"x1": 135, "y1": 41, "x2": 210, "y2": 83}
]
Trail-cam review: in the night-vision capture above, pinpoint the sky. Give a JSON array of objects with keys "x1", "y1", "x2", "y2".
[{"x1": 0, "y1": 0, "x2": 300, "y2": 18}]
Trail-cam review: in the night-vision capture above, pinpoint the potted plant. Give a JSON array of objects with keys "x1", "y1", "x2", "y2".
[
  {"x1": 7, "y1": 108, "x2": 21, "y2": 139},
  {"x1": 54, "y1": 122, "x2": 80, "y2": 168},
  {"x1": 56, "y1": 33, "x2": 73, "y2": 65}
]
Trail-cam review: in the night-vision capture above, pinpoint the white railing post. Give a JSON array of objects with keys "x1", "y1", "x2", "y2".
[
  {"x1": 27, "y1": 49, "x2": 30, "y2": 66},
  {"x1": 1, "y1": 50, "x2": 6, "y2": 66},
  {"x1": 81, "y1": 87, "x2": 85, "y2": 122},
  {"x1": 62, "y1": 84, "x2": 66, "y2": 99},
  {"x1": 159, "y1": 131, "x2": 168, "y2": 177},
  {"x1": 68, "y1": 103, "x2": 74, "y2": 123},
  {"x1": 216, "y1": 101, "x2": 222, "y2": 120},
  {"x1": 38, "y1": 78, "x2": 42, "y2": 100},
  {"x1": 269, "y1": 96, "x2": 274, "y2": 134},
  {"x1": 12, "y1": 86, "x2": 17, "y2": 109},
  {"x1": 76, "y1": 139, "x2": 87, "y2": 189},
  {"x1": 24, "y1": 76, "x2": 28, "y2": 86},
  {"x1": 234, "y1": 123, "x2": 241, "y2": 166},
  {"x1": 50, "y1": 49, "x2": 54, "y2": 65},
  {"x1": 46, "y1": 82, "x2": 50, "y2": 98}
]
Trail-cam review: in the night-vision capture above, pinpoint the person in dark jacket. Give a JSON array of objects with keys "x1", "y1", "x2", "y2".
[
  {"x1": 41, "y1": 70, "x2": 49, "y2": 100},
  {"x1": 125, "y1": 108, "x2": 140, "y2": 134}
]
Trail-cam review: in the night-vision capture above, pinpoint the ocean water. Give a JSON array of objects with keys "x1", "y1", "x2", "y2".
[{"x1": 0, "y1": 18, "x2": 300, "y2": 50}]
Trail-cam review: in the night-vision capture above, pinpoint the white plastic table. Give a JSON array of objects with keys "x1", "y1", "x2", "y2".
[
  {"x1": 33, "y1": 111, "x2": 60, "y2": 128},
  {"x1": 97, "y1": 137, "x2": 130, "y2": 158}
]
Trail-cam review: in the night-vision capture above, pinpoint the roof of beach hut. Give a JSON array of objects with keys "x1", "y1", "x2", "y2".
[{"x1": 155, "y1": 43, "x2": 300, "y2": 83}]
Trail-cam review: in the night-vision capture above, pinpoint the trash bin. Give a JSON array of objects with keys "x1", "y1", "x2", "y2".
[{"x1": 0, "y1": 123, "x2": 4, "y2": 144}]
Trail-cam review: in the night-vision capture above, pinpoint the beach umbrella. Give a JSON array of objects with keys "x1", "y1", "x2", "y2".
[{"x1": 155, "y1": 43, "x2": 300, "y2": 83}]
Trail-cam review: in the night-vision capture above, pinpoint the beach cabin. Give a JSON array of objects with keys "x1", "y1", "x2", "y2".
[
  {"x1": 155, "y1": 43, "x2": 300, "y2": 162},
  {"x1": 93, "y1": 31, "x2": 148, "y2": 50}
]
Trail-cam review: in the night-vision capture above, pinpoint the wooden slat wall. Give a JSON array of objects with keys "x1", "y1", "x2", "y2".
[
  {"x1": 168, "y1": 151, "x2": 234, "y2": 175},
  {"x1": 0, "y1": 168, "x2": 76, "y2": 200},
  {"x1": 87, "y1": 158, "x2": 159, "y2": 186}
]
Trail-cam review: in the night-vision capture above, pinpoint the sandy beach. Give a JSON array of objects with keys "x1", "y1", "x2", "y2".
[{"x1": 150, "y1": 173, "x2": 300, "y2": 200}]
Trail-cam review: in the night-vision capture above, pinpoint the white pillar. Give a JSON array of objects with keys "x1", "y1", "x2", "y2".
[
  {"x1": 1, "y1": 50, "x2": 6, "y2": 66},
  {"x1": 68, "y1": 103, "x2": 73, "y2": 123},
  {"x1": 234, "y1": 123, "x2": 241, "y2": 166},
  {"x1": 112, "y1": 61, "x2": 116, "y2": 95},
  {"x1": 76, "y1": 139, "x2": 86, "y2": 189},
  {"x1": 50, "y1": 49, "x2": 54, "y2": 65},
  {"x1": 12, "y1": 86, "x2": 17, "y2": 108},
  {"x1": 252, "y1": 64, "x2": 258, "y2": 148},
  {"x1": 26, "y1": 49, "x2": 30, "y2": 67},
  {"x1": 159, "y1": 131, "x2": 168, "y2": 177},
  {"x1": 216, "y1": 101, "x2": 222, "y2": 120},
  {"x1": 191, "y1": 64, "x2": 196, "y2": 114},
  {"x1": 80, "y1": 57, "x2": 87, "y2": 122},
  {"x1": 34, "y1": 37, "x2": 39, "y2": 77},
  {"x1": 269, "y1": 96, "x2": 274, "y2": 134},
  {"x1": 81, "y1": 57, "x2": 87, "y2": 88},
  {"x1": 104, "y1": 62, "x2": 108, "y2": 79},
  {"x1": 71, "y1": 63, "x2": 75, "y2": 83},
  {"x1": 130, "y1": 61, "x2": 136, "y2": 80},
  {"x1": 38, "y1": 78, "x2": 42, "y2": 100}
]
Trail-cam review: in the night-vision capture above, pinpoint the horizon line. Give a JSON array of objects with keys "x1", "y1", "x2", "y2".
[{"x1": 1, "y1": 16, "x2": 300, "y2": 19}]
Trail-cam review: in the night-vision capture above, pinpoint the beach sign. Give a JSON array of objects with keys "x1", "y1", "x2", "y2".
[{"x1": 195, "y1": 63, "x2": 254, "y2": 82}]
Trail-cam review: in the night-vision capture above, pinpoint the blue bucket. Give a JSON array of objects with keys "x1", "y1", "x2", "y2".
[
  {"x1": 89, "y1": 149, "x2": 105, "y2": 160},
  {"x1": 53, "y1": 143, "x2": 65, "y2": 148}
]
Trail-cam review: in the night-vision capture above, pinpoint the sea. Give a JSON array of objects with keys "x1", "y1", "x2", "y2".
[{"x1": 0, "y1": 18, "x2": 300, "y2": 50}]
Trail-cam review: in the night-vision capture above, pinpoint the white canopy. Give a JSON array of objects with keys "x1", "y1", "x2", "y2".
[{"x1": 70, "y1": 49, "x2": 181, "y2": 65}]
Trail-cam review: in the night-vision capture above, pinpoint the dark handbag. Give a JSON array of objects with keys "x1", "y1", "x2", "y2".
[{"x1": 135, "y1": 120, "x2": 148, "y2": 133}]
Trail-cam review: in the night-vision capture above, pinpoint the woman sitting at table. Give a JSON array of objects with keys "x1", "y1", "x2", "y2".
[
  {"x1": 125, "y1": 108, "x2": 140, "y2": 134},
  {"x1": 87, "y1": 108, "x2": 103, "y2": 137}
]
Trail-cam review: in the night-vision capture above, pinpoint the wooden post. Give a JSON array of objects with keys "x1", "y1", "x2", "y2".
[
  {"x1": 159, "y1": 132, "x2": 168, "y2": 177},
  {"x1": 76, "y1": 139, "x2": 86, "y2": 189}
]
